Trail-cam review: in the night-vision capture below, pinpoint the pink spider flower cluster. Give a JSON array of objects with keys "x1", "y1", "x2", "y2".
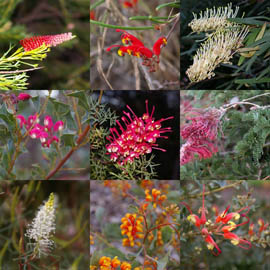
[
  {"x1": 182, "y1": 185, "x2": 251, "y2": 256},
  {"x1": 180, "y1": 107, "x2": 223, "y2": 166},
  {"x1": 106, "y1": 100, "x2": 173, "y2": 165},
  {"x1": 20, "y1": 32, "x2": 74, "y2": 51},
  {"x1": 16, "y1": 114, "x2": 64, "y2": 148},
  {"x1": 106, "y1": 29, "x2": 167, "y2": 72}
]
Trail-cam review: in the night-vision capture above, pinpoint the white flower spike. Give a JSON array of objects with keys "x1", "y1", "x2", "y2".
[
  {"x1": 25, "y1": 193, "x2": 57, "y2": 257},
  {"x1": 186, "y1": 27, "x2": 249, "y2": 83},
  {"x1": 189, "y1": 3, "x2": 239, "y2": 33}
]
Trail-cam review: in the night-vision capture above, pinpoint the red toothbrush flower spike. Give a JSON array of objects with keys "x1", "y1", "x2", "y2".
[
  {"x1": 106, "y1": 100, "x2": 173, "y2": 165},
  {"x1": 20, "y1": 32, "x2": 74, "y2": 51}
]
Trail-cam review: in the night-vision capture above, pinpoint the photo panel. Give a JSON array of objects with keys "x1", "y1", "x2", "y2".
[
  {"x1": 0, "y1": 90, "x2": 90, "y2": 180},
  {"x1": 180, "y1": 90, "x2": 270, "y2": 180},
  {"x1": 90, "y1": 1, "x2": 180, "y2": 90},
  {"x1": 0, "y1": 0, "x2": 89, "y2": 90},
  {"x1": 90, "y1": 180, "x2": 180, "y2": 270},
  {"x1": 0, "y1": 180, "x2": 89, "y2": 269},
  {"x1": 90, "y1": 90, "x2": 180, "y2": 180},
  {"x1": 180, "y1": 180, "x2": 270, "y2": 269},
  {"x1": 180, "y1": 0, "x2": 270, "y2": 90}
]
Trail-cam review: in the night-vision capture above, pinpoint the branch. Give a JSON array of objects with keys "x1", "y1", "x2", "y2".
[{"x1": 45, "y1": 124, "x2": 90, "y2": 180}]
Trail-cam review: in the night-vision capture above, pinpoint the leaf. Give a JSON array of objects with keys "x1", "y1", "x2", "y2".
[
  {"x1": 61, "y1": 129, "x2": 76, "y2": 147},
  {"x1": 157, "y1": 254, "x2": 169, "y2": 270},
  {"x1": 71, "y1": 254, "x2": 83, "y2": 270},
  {"x1": 156, "y1": 1, "x2": 180, "y2": 11},
  {"x1": 228, "y1": 17, "x2": 270, "y2": 26},
  {"x1": 66, "y1": 90, "x2": 90, "y2": 111},
  {"x1": 51, "y1": 99, "x2": 70, "y2": 116},
  {"x1": 235, "y1": 78, "x2": 270, "y2": 84},
  {"x1": 95, "y1": 206, "x2": 105, "y2": 224},
  {"x1": 103, "y1": 223, "x2": 122, "y2": 240}
]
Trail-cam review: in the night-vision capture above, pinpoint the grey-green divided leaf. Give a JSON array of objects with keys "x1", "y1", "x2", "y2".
[
  {"x1": 103, "y1": 223, "x2": 122, "y2": 240},
  {"x1": 66, "y1": 90, "x2": 90, "y2": 111},
  {"x1": 61, "y1": 130, "x2": 77, "y2": 147}
]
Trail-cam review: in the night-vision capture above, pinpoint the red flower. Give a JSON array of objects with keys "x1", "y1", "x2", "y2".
[
  {"x1": 90, "y1": 11, "x2": 95, "y2": 20},
  {"x1": 202, "y1": 228, "x2": 222, "y2": 256},
  {"x1": 20, "y1": 32, "x2": 74, "y2": 51},
  {"x1": 223, "y1": 232, "x2": 251, "y2": 249},
  {"x1": 106, "y1": 100, "x2": 173, "y2": 164},
  {"x1": 17, "y1": 93, "x2": 32, "y2": 101}
]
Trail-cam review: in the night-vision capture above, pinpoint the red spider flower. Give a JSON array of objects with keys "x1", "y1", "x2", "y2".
[
  {"x1": 201, "y1": 228, "x2": 221, "y2": 256},
  {"x1": 182, "y1": 184, "x2": 252, "y2": 256},
  {"x1": 106, "y1": 100, "x2": 173, "y2": 165},
  {"x1": 107, "y1": 29, "x2": 167, "y2": 72},
  {"x1": 121, "y1": 0, "x2": 138, "y2": 9},
  {"x1": 223, "y1": 232, "x2": 252, "y2": 249},
  {"x1": 90, "y1": 11, "x2": 95, "y2": 20},
  {"x1": 20, "y1": 32, "x2": 74, "y2": 51}
]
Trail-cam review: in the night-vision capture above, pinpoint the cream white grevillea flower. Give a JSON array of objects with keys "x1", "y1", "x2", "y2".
[
  {"x1": 186, "y1": 27, "x2": 249, "y2": 83},
  {"x1": 25, "y1": 193, "x2": 57, "y2": 257},
  {"x1": 189, "y1": 3, "x2": 239, "y2": 33}
]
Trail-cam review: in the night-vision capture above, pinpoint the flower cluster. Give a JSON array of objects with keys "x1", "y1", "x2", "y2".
[
  {"x1": 103, "y1": 180, "x2": 131, "y2": 197},
  {"x1": 186, "y1": 27, "x2": 249, "y2": 82},
  {"x1": 97, "y1": 256, "x2": 132, "y2": 270},
  {"x1": 16, "y1": 114, "x2": 64, "y2": 148},
  {"x1": 248, "y1": 218, "x2": 270, "y2": 248},
  {"x1": 120, "y1": 213, "x2": 144, "y2": 247},
  {"x1": 183, "y1": 185, "x2": 251, "y2": 256},
  {"x1": 20, "y1": 32, "x2": 75, "y2": 51},
  {"x1": 106, "y1": 100, "x2": 173, "y2": 165},
  {"x1": 144, "y1": 188, "x2": 167, "y2": 209},
  {"x1": 25, "y1": 193, "x2": 57, "y2": 257},
  {"x1": 189, "y1": 3, "x2": 239, "y2": 33},
  {"x1": 180, "y1": 107, "x2": 223, "y2": 165},
  {"x1": 134, "y1": 259, "x2": 158, "y2": 270},
  {"x1": 106, "y1": 29, "x2": 167, "y2": 72}
]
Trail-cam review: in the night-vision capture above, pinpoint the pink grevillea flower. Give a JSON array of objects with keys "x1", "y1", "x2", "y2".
[
  {"x1": 16, "y1": 114, "x2": 64, "y2": 148},
  {"x1": 20, "y1": 32, "x2": 74, "y2": 51},
  {"x1": 180, "y1": 108, "x2": 223, "y2": 166},
  {"x1": 106, "y1": 100, "x2": 173, "y2": 165}
]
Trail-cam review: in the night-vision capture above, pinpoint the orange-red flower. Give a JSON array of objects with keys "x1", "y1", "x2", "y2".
[
  {"x1": 201, "y1": 228, "x2": 221, "y2": 256},
  {"x1": 120, "y1": 213, "x2": 144, "y2": 247},
  {"x1": 223, "y1": 232, "x2": 251, "y2": 249},
  {"x1": 145, "y1": 188, "x2": 167, "y2": 209}
]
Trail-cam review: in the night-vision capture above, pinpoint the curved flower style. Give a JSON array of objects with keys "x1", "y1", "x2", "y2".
[
  {"x1": 106, "y1": 29, "x2": 167, "y2": 72},
  {"x1": 16, "y1": 114, "x2": 64, "y2": 148},
  {"x1": 20, "y1": 32, "x2": 75, "y2": 51},
  {"x1": 180, "y1": 107, "x2": 223, "y2": 165},
  {"x1": 182, "y1": 184, "x2": 251, "y2": 256},
  {"x1": 120, "y1": 213, "x2": 144, "y2": 247},
  {"x1": 186, "y1": 27, "x2": 249, "y2": 83},
  {"x1": 106, "y1": 100, "x2": 173, "y2": 165},
  {"x1": 189, "y1": 3, "x2": 239, "y2": 33},
  {"x1": 25, "y1": 193, "x2": 57, "y2": 257}
]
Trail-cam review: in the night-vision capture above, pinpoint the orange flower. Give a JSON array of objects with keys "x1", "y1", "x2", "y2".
[
  {"x1": 98, "y1": 256, "x2": 121, "y2": 270},
  {"x1": 120, "y1": 213, "x2": 144, "y2": 247},
  {"x1": 90, "y1": 234, "x2": 94, "y2": 245},
  {"x1": 145, "y1": 188, "x2": 167, "y2": 209},
  {"x1": 157, "y1": 230, "x2": 164, "y2": 246},
  {"x1": 120, "y1": 262, "x2": 132, "y2": 270}
]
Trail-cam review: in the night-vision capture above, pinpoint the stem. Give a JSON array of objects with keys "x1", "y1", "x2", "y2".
[
  {"x1": 45, "y1": 124, "x2": 90, "y2": 180},
  {"x1": 180, "y1": 181, "x2": 244, "y2": 201},
  {"x1": 0, "y1": 67, "x2": 43, "y2": 74},
  {"x1": 166, "y1": 14, "x2": 180, "y2": 42},
  {"x1": 90, "y1": 19, "x2": 155, "y2": 30}
]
